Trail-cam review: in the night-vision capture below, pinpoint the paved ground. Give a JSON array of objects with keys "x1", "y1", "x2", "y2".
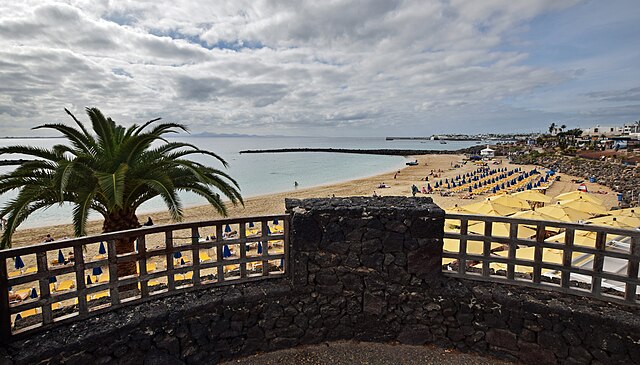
[{"x1": 220, "y1": 341, "x2": 519, "y2": 365}]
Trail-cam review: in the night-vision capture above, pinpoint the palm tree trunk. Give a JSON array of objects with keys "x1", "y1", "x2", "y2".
[{"x1": 103, "y1": 209, "x2": 141, "y2": 291}]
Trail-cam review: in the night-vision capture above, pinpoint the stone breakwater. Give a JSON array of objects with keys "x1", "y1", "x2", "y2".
[
  {"x1": 514, "y1": 154, "x2": 640, "y2": 205},
  {"x1": 2, "y1": 197, "x2": 640, "y2": 365}
]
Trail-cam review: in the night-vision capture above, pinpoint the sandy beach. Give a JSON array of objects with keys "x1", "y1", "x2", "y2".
[{"x1": 9, "y1": 153, "x2": 618, "y2": 248}]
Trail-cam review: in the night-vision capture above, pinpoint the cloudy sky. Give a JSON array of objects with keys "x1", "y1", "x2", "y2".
[{"x1": 0, "y1": 0, "x2": 638, "y2": 137}]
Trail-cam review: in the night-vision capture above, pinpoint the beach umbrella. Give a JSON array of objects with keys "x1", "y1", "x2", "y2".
[
  {"x1": 459, "y1": 200, "x2": 519, "y2": 216},
  {"x1": 513, "y1": 190, "x2": 552, "y2": 203},
  {"x1": 92, "y1": 267, "x2": 103, "y2": 276},
  {"x1": 223, "y1": 245, "x2": 232, "y2": 258},
  {"x1": 511, "y1": 209, "x2": 557, "y2": 222},
  {"x1": 14, "y1": 256, "x2": 24, "y2": 270},
  {"x1": 537, "y1": 203, "x2": 592, "y2": 222},
  {"x1": 173, "y1": 251, "x2": 182, "y2": 259},
  {"x1": 587, "y1": 216, "x2": 640, "y2": 229},
  {"x1": 180, "y1": 258, "x2": 185, "y2": 266},
  {"x1": 225, "y1": 224, "x2": 232, "y2": 233},
  {"x1": 98, "y1": 242, "x2": 106, "y2": 255},
  {"x1": 249, "y1": 221, "x2": 255, "y2": 228},
  {"x1": 487, "y1": 195, "x2": 530, "y2": 210},
  {"x1": 273, "y1": 218, "x2": 279, "y2": 225},
  {"x1": 86, "y1": 275, "x2": 92, "y2": 285},
  {"x1": 468, "y1": 222, "x2": 536, "y2": 239},
  {"x1": 443, "y1": 238, "x2": 501, "y2": 255},
  {"x1": 468, "y1": 187, "x2": 472, "y2": 193},
  {"x1": 608, "y1": 208, "x2": 640, "y2": 219},
  {"x1": 559, "y1": 198, "x2": 607, "y2": 215},
  {"x1": 280, "y1": 258, "x2": 284, "y2": 269},
  {"x1": 15, "y1": 313, "x2": 22, "y2": 321},
  {"x1": 546, "y1": 230, "x2": 598, "y2": 247},
  {"x1": 427, "y1": 183, "x2": 431, "y2": 191},
  {"x1": 266, "y1": 225, "x2": 271, "y2": 235},
  {"x1": 555, "y1": 191, "x2": 602, "y2": 205},
  {"x1": 445, "y1": 204, "x2": 472, "y2": 214},
  {"x1": 58, "y1": 250, "x2": 65, "y2": 264},
  {"x1": 49, "y1": 276, "x2": 57, "y2": 284},
  {"x1": 257, "y1": 242, "x2": 263, "y2": 254},
  {"x1": 30, "y1": 288, "x2": 37, "y2": 299}
]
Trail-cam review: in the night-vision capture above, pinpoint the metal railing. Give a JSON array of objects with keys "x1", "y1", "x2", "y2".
[
  {"x1": 442, "y1": 213, "x2": 640, "y2": 306},
  {"x1": 0, "y1": 215, "x2": 289, "y2": 340}
]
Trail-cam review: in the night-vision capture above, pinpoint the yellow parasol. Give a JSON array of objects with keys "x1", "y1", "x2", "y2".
[
  {"x1": 537, "y1": 202, "x2": 593, "y2": 222},
  {"x1": 443, "y1": 238, "x2": 502, "y2": 255},
  {"x1": 468, "y1": 221, "x2": 537, "y2": 239},
  {"x1": 445, "y1": 204, "x2": 472, "y2": 214},
  {"x1": 555, "y1": 191, "x2": 603, "y2": 205},
  {"x1": 486, "y1": 195, "x2": 531, "y2": 210},
  {"x1": 607, "y1": 208, "x2": 640, "y2": 219},
  {"x1": 513, "y1": 190, "x2": 552, "y2": 203},
  {"x1": 587, "y1": 215, "x2": 640, "y2": 229},
  {"x1": 511, "y1": 209, "x2": 556, "y2": 221},
  {"x1": 559, "y1": 197, "x2": 607, "y2": 215},
  {"x1": 460, "y1": 200, "x2": 520, "y2": 216},
  {"x1": 546, "y1": 230, "x2": 598, "y2": 247}
]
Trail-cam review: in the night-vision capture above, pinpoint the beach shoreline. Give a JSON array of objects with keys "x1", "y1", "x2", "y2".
[{"x1": 8, "y1": 153, "x2": 618, "y2": 248}]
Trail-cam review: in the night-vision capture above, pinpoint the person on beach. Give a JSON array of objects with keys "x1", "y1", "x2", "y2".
[
  {"x1": 143, "y1": 217, "x2": 154, "y2": 226},
  {"x1": 294, "y1": 181, "x2": 299, "y2": 188},
  {"x1": 44, "y1": 234, "x2": 54, "y2": 243},
  {"x1": 373, "y1": 191, "x2": 378, "y2": 197}
]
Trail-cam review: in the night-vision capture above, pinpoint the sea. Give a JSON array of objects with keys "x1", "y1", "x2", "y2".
[{"x1": 0, "y1": 136, "x2": 476, "y2": 228}]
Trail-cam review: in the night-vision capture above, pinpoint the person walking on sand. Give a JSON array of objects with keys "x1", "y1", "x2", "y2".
[
  {"x1": 44, "y1": 234, "x2": 54, "y2": 243},
  {"x1": 294, "y1": 181, "x2": 299, "y2": 189}
]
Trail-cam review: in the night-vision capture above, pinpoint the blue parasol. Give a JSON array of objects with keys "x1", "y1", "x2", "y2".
[
  {"x1": 86, "y1": 275, "x2": 92, "y2": 285},
  {"x1": 257, "y1": 242, "x2": 263, "y2": 254},
  {"x1": 14, "y1": 256, "x2": 24, "y2": 270},
  {"x1": 58, "y1": 250, "x2": 65, "y2": 264},
  {"x1": 49, "y1": 276, "x2": 57, "y2": 284},
  {"x1": 173, "y1": 251, "x2": 182, "y2": 259},
  {"x1": 225, "y1": 224, "x2": 231, "y2": 233},
  {"x1": 273, "y1": 218, "x2": 279, "y2": 225},
  {"x1": 180, "y1": 258, "x2": 185, "y2": 266},
  {"x1": 92, "y1": 267, "x2": 103, "y2": 276},
  {"x1": 249, "y1": 221, "x2": 255, "y2": 228},
  {"x1": 223, "y1": 245, "x2": 232, "y2": 258},
  {"x1": 30, "y1": 288, "x2": 37, "y2": 299},
  {"x1": 280, "y1": 258, "x2": 284, "y2": 269},
  {"x1": 98, "y1": 242, "x2": 106, "y2": 255},
  {"x1": 266, "y1": 225, "x2": 271, "y2": 235}
]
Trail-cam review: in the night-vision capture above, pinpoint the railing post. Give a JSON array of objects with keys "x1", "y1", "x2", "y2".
[
  {"x1": 137, "y1": 235, "x2": 149, "y2": 298},
  {"x1": 561, "y1": 228, "x2": 575, "y2": 289},
  {"x1": 482, "y1": 220, "x2": 492, "y2": 277},
  {"x1": 532, "y1": 224, "x2": 545, "y2": 284},
  {"x1": 74, "y1": 244, "x2": 88, "y2": 315},
  {"x1": 191, "y1": 227, "x2": 202, "y2": 286},
  {"x1": 239, "y1": 222, "x2": 247, "y2": 278},
  {"x1": 0, "y1": 258, "x2": 11, "y2": 342},
  {"x1": 283, "y1": 216, "x2": 290, "y2": 274},
  {"x1": 216, "y1": 225, "x2": 224, "y2": 282},
  {"x1": 165, "y1": 231, "x2": 175, "y2": 291},
  {"x1": 262, "y1": 219, "x2": 270, "y2": 277},
  {"x1": 625, "y1": 236, "x2": 640, "y2": 303},
  {"x1": 507, "y1": 222, "x2": 518, "y2": 280},
  {"x1": 457, "y1": 219, "x2": 468, "y2": 275},
  {"x1": 36, "y1": 251, "x2": 52, "y2": 325},
  {"x1": 107, "y1": 240, "x2": 120, "y2": 306},
  {"x1": 591, "y1": 231, "x2": 607, "y2": 297}
]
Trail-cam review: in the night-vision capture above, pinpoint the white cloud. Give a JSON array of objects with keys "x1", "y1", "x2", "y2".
[{"x1": 0, "y1": 0, "x2": 635, "y2": 136}]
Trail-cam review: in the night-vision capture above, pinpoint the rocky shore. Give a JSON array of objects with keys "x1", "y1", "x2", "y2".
[{"x1": 513, "y1": 154, "x2": 640, "y2": 205}]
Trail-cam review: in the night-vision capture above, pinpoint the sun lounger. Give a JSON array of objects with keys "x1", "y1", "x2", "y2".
[
  {"x1": 19, "y1": 308, "x2": 38, "y2": 318},
  {"x1": 90, "y1": 291, "x2": 109, "y2": 300},
  {"x1": 199, "y1": 252, "x2": 212, "y2": 262},
  {"x1": 55, "y1": 280, "x2": 75, "y2": 292}
]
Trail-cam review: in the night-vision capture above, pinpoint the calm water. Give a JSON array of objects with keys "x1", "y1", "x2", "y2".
[{"x1": 0, "y1": 136, "x2": 475, "y2": 228}]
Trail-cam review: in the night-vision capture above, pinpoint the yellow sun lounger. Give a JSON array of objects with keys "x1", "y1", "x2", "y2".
[
  {"x1": 54, "y1": 280, "x2": 75, "y2": 292},
  {"x1": 199, "y1": 252, "x2": 212, "y2": 262}
]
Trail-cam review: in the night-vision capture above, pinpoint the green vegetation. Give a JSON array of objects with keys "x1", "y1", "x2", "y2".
[{"x1": 0, "y1": 108, "x2": 242, "y2": 277}]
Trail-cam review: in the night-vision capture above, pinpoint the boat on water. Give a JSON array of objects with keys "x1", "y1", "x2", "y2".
[
  {"x1": 439, "y1": 140, "x2": 447, "y2": 144},
  {"x1": 406, "y1": 160, "x2": 419, "y2": 166}
]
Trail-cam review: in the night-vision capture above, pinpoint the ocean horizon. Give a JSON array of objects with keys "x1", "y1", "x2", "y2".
[{"x1": 0, "y1": 136, "x2": 476, "y2": 229}]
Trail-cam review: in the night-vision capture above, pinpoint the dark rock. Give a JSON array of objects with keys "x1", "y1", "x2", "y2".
[
  {"x1": 143, "y1": 352, "x2": 184, "y2": 365},
  {"x1": 486, "y1": 329, "x2": 518, "y2": 351},
  {"x1": 397, "y1": 324, "x2": 433, "y2": 345},
  {"x1": 517, "y1": 341, "x2": 556, "y2": 365}
]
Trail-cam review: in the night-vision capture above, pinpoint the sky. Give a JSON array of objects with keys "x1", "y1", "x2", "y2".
[{"x1": 0, "y1": 0, "x2": 638, "y2": 137}]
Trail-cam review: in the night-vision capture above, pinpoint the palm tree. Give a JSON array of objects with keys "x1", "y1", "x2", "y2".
[
  {"x1": 560, "y1": 124, "x2": 566, "y2": 131},
  {"x1": 548, "y1": 122, "x2": 556, "y2": 134},
  {"x1": 0, "y1": 108, "x2": 242, "y2": 281}
]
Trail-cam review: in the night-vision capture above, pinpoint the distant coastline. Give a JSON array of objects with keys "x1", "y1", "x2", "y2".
[{"x1": 239, "y1": 147, "x2": 480, "y2": 156}]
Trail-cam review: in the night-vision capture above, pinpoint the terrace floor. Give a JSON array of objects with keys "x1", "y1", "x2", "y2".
[{"x1": 220, "y1": 340, "x2": 518, "y2": 365}]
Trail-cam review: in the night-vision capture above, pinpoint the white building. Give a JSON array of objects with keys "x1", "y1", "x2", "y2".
[
  {"x1": 582, "y1": 125, "x2": 625, "y2": 137},
  {"x1": 480, "y1": 145, "x2": 495, "y2": 158}
]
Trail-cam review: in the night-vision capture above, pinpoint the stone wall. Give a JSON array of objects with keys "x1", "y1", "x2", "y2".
[{"x1": 2, "y1": 197, "x2": 640, "y2": 365}]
